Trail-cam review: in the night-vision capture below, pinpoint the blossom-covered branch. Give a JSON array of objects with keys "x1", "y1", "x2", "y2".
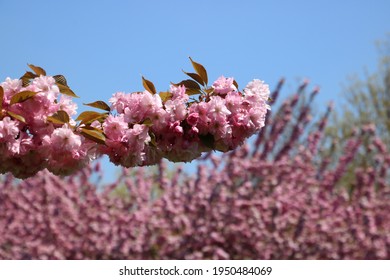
[{"x1": 0, "y1": 59, "x2": 270, "y2": 178}]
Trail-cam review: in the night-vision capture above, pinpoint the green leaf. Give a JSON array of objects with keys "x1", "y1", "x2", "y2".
[
  {"x1": 189, "y1": 57, "x2": 208, "y2": 85},
  {"x1": 10, "y1": 91, "x2": 39, "y2": 105},
  {"x1": 57, "y1": 83, "x2": 79, "y2": 98},
  {"x1": 76, "y1": 111, "x2": 108, "y2": 125},
  {"x1": 142, "y1": 76, "x2": 157, "y2": 94},
  {"x1": 83, "y1": 100, "x2": 111, "y2": 111},
  {"x1": 214, "y1": 141, "x2": 230, "y2": 152},
  {"x1": 142, "y1": 118, "x2": 153, "y2": 127},
  {"x1": 28, "y1": 64, "x2": 46, "y2": 76},
  {"x1": 47, "y1": 110, "x2": 70, "y2": 125},
  {"x1": 159, "y1": 91, "x2": 172, "y2": 102},
  {"x1": 0, "y1": 86, "x2": 3, "y2": 111},
  {"x1": 149, "y1": 131, "x2": 157, "y2": 147},
  {"x1": 182, "y1": 70, "x2": 204, "y2": 85},
  {"x1": 7, "y1": 111, "x2": 26, "y2": 123},
  {"x1": 80, "y1": 127, "x2": 106, "y2": 144},
  {"x1": 53, "y1": 75, "x2": 68, "y2": 86},
  {"x1": 199, "y1": 133, "x2": 215, "y2": 149}
]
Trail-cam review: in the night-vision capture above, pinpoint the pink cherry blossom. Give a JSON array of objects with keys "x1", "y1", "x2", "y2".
[
  {"x1": 58, "y1": 95, "x2": 78, "y2": 116},
  {"x1": 103, "y1": 115, "x2": 128, "y2": 141},
  {"x1": 0, "y1": 117, "x2": 19, "y2": 142},
  {"x1": 207, "y1": 96, "x2": 231, "y2": 119},
  {"x1": 186, "y1": 112, "x2": 199, "y2": 126},
  {"x1": 109, "y1": 91, "x2": 127, "y2": 113},
  {"x1": 46, "y1": 126, "x2": 81, "y2": 151},
  {"x1": 169, "y1": 85, "x2": 189, "y2": 102},
  {"x1": 212, "y1": 75, "x2": 237, "y2": 95}
]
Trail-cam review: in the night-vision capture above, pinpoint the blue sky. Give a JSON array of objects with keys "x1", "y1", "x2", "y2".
[{"x1": 1, "y1": 0, "x2": 389, "y2": 181}]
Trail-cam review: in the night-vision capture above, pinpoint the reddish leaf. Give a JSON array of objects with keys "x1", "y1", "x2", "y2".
[
  {"x1": 81, "y1": 125, "x2": 104, "y2": 134},
  {"x1": 21, "y1": 71, "x2": 38, "y2": 80},
  {"x1": 174, "y1": 79, "x2": 201, "y2": 90},
  {"x1": 28, "y1": 64, "x2": 46, "y2": 76},
  {"x1": 10, "y1": 91, "x2": 38, "y2": 105},
  {"x1": 172, "y1": 79, "x2": 202, "y2": 96},
  {"x1": 7, "y1": 111, "x2": 26, "y2": 123},
  {"x1": 182, "y1": 71, "x2": 204, "y2": 85},
  {"x1": 76, "y1": 111, "x2": 108, "y2": 125},
  {"x1": 233, "y1": 79, "x2": 239, "y2": 90},
  {"x1": 57, "y1": 83, "x2": 79, "y2": 98},
  {"x1": 80, "y1": 127, "x2": 106, "y2": 144},
  {"x1": 204, "y1": 87, "x2": 215, "y2": 95},
  {"x1": 20, "y1": 71, "x2": 38, "y2": 87},
  {"x1": 47, "y1": 110, "x2": 70, "y2": 125},
  {"x1": 189, "y1": 57, "x2": 208, "y2": 85},
  {"x1": 185, "y1": 88, "x2": 202, "y2": 96},
  {"x1": 159, "y1": 91, "x2": 172, "y2": 102},
  {"x1": 83, "y1": 100, "x2": 111, "y2": 111},
  {"x1": 53, "y1": 75, "x2": 68, "y2": 86},
  {"x1": 142, "y1": 76, "x2": 157, "y2": 94}
]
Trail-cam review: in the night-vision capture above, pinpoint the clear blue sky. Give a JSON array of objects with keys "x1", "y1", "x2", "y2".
[{"x1": 1, "y1": 0, "x2": 389, "y2": 181}]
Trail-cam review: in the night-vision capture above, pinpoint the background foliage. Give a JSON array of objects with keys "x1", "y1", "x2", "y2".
[{"x1": 1, "y1": 77, "x2": 389, "y2": 259}]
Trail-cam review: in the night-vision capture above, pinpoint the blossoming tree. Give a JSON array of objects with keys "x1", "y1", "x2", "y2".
[{"x1": 1, "y1": 80, "x2": 389, "y2": 259}]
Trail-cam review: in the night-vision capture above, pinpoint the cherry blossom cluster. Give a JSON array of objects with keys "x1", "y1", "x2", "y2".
[
  {"x1": 1, "y1": 81, "x2": 389, "y2": 259},
  {"x1": 100, "y1": 77, "x2": 270, "y2": 167},
  {"x1": 0, "y1": 75, "x2": 94, "y2": 178},
  {"x1": 0, "y1": 61, "x2": 270, "y2": 178}
]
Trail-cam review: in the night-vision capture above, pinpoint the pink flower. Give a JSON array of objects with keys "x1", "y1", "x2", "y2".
[
  {"x1": 165, "y1": 99, "x2": 187, "y2": 121},
  {"x1": 207, "y1": 96, "x2": 231, "y2": 119},
  {"x1": 244, "y1": 79, "x2": 270, "y2": 104},
  {"x1": 169, "y1": 121, "x2": 184, "y2": 136},
  {"x1": 248, "y1": 107, "x2": 267, "y2": 129},
  {"x1": 169, "y1": 85, "x2": 189, "y2": 102},
  {"x1": 33, "y1": 76, "x2": 59, "y2": 102},
  {"x1": 124, "y1": 124, "x2": 150, "y2": 148},
  {"x1": 109, "y1": 92, "x2": 127, "y2": 113},
  {"x1": 1, "y1": 78, "x2": 22, "y2": 102},
  {"x1": 225, "y1": 91, "x2": 243, "y2": 114},
  {"x1": 49, "y1": 126, "x2": 82, "y2": 151},
  {"x1": 5, "y1": 132, "x2": 33, "y2": 156},
  {"x1": 174, "y1": 125, "x2": 183, "y2": 135},
  {"x1": 0, "y1": 117, "x2": 19, "y2": 141},
  {"x1": 188, "y1": 103, "x2": 210, "y2": 134},
  {"x1": 209, "y1": 116, "x2": 232, "y2": 140},
  {"x1": 212, "y1": 76, "x2": 237, "y2": 95},
  {"x1": 189, "y1": 102, "x2": 209, "y2": 121},
  {"x1": 187, "y1": 112, "x2": 199, "y2": 126},
  {"x1": 58, "y1": 95, "x2": 78, "y2": 116},
  {"x1": 149, "y1": 108, "x2": 168, "y2": 132},
  {"x1": 140, "y1": 90, "x2": 163, "y2": 111},
  {"x1": 189, "y1": 126, "x2": 199, "y2": 137},
  {"x1": 103, "y1": 115, "x2": 128, "y2": 141}
]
